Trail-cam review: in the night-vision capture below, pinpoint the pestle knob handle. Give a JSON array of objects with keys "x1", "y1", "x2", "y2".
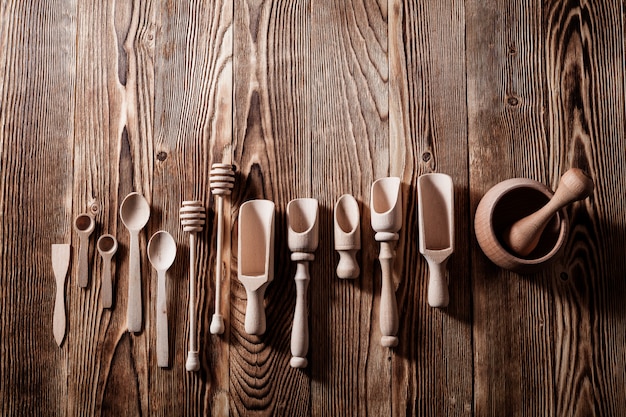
[{"x1": 503, "y1": 168, "x2": 593, "y2": 257}]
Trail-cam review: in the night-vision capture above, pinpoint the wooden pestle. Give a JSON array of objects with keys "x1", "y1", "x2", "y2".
[{"x1": 503, "y1": 168, "x2": 593, "y2": 257}]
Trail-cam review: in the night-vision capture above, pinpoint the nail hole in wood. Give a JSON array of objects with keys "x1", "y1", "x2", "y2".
[
  {"x1": 560, "y1": 272, "x2": 569, "y2": 281},
  {"x1": 422, "y1": 152, "x2": 432, "y2": 162},
  {"x1": 157, "y1": 151, "x2": 168, "y2": 162}
]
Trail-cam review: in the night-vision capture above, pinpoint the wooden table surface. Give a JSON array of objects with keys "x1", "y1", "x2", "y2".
[{"x1": 2, "y1": 1, "x2": 625, "y2": 416}]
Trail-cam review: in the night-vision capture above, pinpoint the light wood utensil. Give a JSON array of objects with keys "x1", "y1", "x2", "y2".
[
  {"x1": 147, "y1": 231, "x2": 176, "y2": 368},
  {"x1": 52, "y1": 244, "x2": 70, "y2": 347},
  {"x1": 334, "y1": 194, "x2": 361, "y2": 279},
  {"x1": 238, "y1": 199, "x2": 275, "y2": 336},
  {"x1": 371, "y1": 177, "x2": 402, "y2": 347},
  {"x1": 97, "y1": 234, "x2": 118, "y2": 308},
  {"x1": 418, "y1": 173, "x2": 454, "y2": 308},
  {"x1": 502, "y1": 168, "x2": 593, "y2": 257},
  {"x1": 209, "y1": 163, "x2": 235, "y2": 335},
  {"x1": 287, "y1": 198, "x2": 319, "y2": 368},
  {"x1": 179, "y1": 200, "x2": 205, "y2": 371},
  {"x1": 73, "y1": 213, "x2": 95, "y2": 288},
  {"x1": 120, "y1": 192, "x2": 150, "y2": 333}
]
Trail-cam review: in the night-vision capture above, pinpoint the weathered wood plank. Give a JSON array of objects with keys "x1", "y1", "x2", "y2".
[
  {"x1": 232, "y1": 1, "x2": 310, "y2": 415},
  {"x1": 0, "y1": 1, "x2": 76, "y2": 415},
  {"x1": 309, "y1": 0, "x2": 390, "y2": 415},
  {"x1": 389, "y1": 0, "x2": 473, "y2": 416},
  {"x1": 468, "y1": 0, "x2": 626, "y2": 416},
  {"x1": 71, "y1": 0, "x2": 156, "y2": 415},
  {"x1": 152, "y1": 0, "x2": 232, "y2": 415}
]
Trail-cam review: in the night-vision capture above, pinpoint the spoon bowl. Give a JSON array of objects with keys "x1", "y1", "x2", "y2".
[
  {"x1": 147, "y1": 231, "x2": 177, "y2": 271},
  {"x1": 120, "y1": 193, "x2": 151, "y2": 231},
  {"x1": 73, "y1": 213, "x2": 95, "y2": 288}
]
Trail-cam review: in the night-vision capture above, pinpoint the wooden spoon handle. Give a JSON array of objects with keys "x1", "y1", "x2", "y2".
[
  {"x1": 379, "y1": 241, "x2": 399, "y2": 347},
  {"x1": 101, "y1": 257, "x2": 113, "y2": 308},
  {"x1": 245, "y1": 286, "x2": 267, "y2": 335},
  {"x1": 127, "y1": 231, "x2": 142, "y2": 332},
  {"x1": 156, "y1": 270, "x2": 168, "y2": 368},
  {"x1": 78, "y1": 235, "x2": 89, "y2": 288},
  {"x1": 53, "y1": 278, "x2": 66, "y2": 346},
  {"x1": 290, "y1": 262, "x2": 309, "y2": 368},
  {"x1": 427, "y1": 259, "x2": 449, "y2": 308}
]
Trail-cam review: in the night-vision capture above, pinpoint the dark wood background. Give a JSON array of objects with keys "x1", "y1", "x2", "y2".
[{"x1": 1, "y1": 0, "x2": 625, "y2": 416}]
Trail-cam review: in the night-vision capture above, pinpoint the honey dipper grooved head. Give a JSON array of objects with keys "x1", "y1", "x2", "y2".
[
  {"x1": 210, "y1": 163, "x2": 235, "y2": 196},
  {"x1": 180, "y1": 201, "x2": 206, "y2": 233}
]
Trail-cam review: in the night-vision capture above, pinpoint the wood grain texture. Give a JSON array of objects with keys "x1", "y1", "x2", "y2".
[
  {"x1": 468, "y1": 0, "x2": 626, "y2": 416},
  {"x1": 0, "y1": 1, "x2": 76, "y2": 415},
  {"x1": 390, "y1": 0, "x2": 473, "y2": 415},
  {"x1": 232, "y1": 0, "x2": 310, "y2": 415},
  {"x1": 310, "y1": 0, "x2": 389, "y2": 415},
  {"x1": 2, "y1": 0, "x2": 626, "y2": 416}
]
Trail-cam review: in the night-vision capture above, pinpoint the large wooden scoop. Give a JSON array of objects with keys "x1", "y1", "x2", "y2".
[
  {"x1": 503, "y1": 168, "x2": 593, "y2": 257},
  {"x1": 238, "y1": 199, "x2": 275, "y2": 335},
  {"x1": 418, "y1": 173, "x2": 454, "y2": 308}
]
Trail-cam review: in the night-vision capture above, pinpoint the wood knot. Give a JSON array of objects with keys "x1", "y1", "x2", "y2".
[{"x1": 156, "y1": 151, "x2": 168, "y2": 162}]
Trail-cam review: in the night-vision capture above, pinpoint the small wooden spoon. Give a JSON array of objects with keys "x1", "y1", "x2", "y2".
[
  {"x1": 238, "y1": 199, "x2": 275, "y2": 335},
  {"x1": 97, "y1": 234, "x2": 118, "y2": 308},
  {"x1": 147, "y1": 231, "x2": 176, "y2": 368},
  {"x1": 73, "y1": 213, "x2": 95, "y2": 288},
  {"x1": 503, "y1": 168, "x2": 593, "y2": 257},
  {"x1": 120, "y1": 192, "x2": 151, "y2": 333},
  {"x1": 418, "y1": 173, "x2": 454, "y2": 308},
  {"x1": 371, "y1": 177, "x2": 402, "y2": 347},
  {"x1": 52, "y1": 244, "x2": 71, "y2": 346}
]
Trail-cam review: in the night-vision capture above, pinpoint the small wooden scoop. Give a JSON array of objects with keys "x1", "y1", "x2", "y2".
[
  {"x1": 334, "y1": 194, "x2": 361, "y2": 279},
  {"x1": 97, "y1": 234, "x2": 118, "y2": 308},
  {"x1": 503, "y1": 168, "x2": 593, "y2": 257},
  {"x1": 73, "y1": 213, "x2": 95, "y2": 288},
  {"x1": 238, "y1": 200, "x2": 275, "y2": 335},
  {"x1": 371, "y1": 177, "x2": 402, "y2": 347},
  {"x1": 287, "y1": 198, "x2": 319, "y2": 368},
  {"x1": 52, "y1": 244, "x2": 70, "y2": 346},
  {"x1": 418, "y1": 173, "x2": 454, "y2": 308}
]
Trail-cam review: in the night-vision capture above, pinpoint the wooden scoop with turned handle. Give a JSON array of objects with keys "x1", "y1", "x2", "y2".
[{"x1": 503, "y1": 168, "x2": 593, "y2": 257}]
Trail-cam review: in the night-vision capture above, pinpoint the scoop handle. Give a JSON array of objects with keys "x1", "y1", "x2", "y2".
[
  {"x1": 245, "y1": 286, "x2": 267, "y2": 335},
  {"x1": 127, "y1": 231, "x2": 142, "y2": 332},
  {"x1": 101, "y1": 256, "x2": 113, "y2": 308},
  {"x1": 290, "y1": 262, "x2": 309, "y2": 368},
  {"x1": 156, "y1": 269, "x2": 168, "y2": 367},
  {"x1": 78, "y1": 234, "x2": 89, "y2": 287},
  {"x1": 379, "y1": 241, "x2": 399, "y2": 347},
  {"x1": 427, "y1": 259, "x2": 449, "y2": 308}
]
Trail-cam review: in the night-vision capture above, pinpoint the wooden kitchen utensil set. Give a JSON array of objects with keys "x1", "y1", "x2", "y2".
[{"x1": 52, "y1": 164, "x2": 593, "y2": 369}]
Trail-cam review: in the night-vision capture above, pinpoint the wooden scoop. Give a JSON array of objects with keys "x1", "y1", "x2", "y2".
[
  {"x1": 371, "y1": 177, "x2": 402, "y2": 347},
  {"x1": 238, "y1": 200, "x2": 275, "y2": 335},
  {"x1": 334, "y1": 194, "x2": 361, "y2": 279},
  {"x1": 97, "y1": 234, "x2": 118, "y2": 308},
  {"x1": 418, "y1": 173, "x2": 454, "y2": 308},
  {"x1": 73, "y1": 213, "x2": 95, "y2": 288},
  {"x1": 148, "y1": 231, "x2": 176, "y2": 368},
  {"x1": 52, "y1": 244, "x2": 71, "y2": 346},
  {"x1": 503, "y1": 168, "x2": 593, "y2": 257},
  {"x1": 287, "y1": 198, "x2": 319, "y2": 368}
]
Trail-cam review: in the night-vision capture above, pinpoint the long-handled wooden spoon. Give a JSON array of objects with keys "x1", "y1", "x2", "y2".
[
  {"x1": 287, "y1": 198, "x2": 319, "y2": 368},
  {"x1": 418, "y1": 173, "x2": 454, "y2": 308},
  {"x1": 238, "y1": 199, "x2": 275, "y2": 335},
  {"x1": 371, "y1": 177, "x2": 402, "y2": 347},
  {"x1": 52, "y1": 244, "x2": 71, "y2": 347},
  {"x1": 503, "y1": 168, "x2": 593, "y2": 257},
  {"x1": 148, "y1": 231, "x2": 176, "y2": 368},
  {"x1": 120, "y1": 192, "x2": 150, "y2": 333}
]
